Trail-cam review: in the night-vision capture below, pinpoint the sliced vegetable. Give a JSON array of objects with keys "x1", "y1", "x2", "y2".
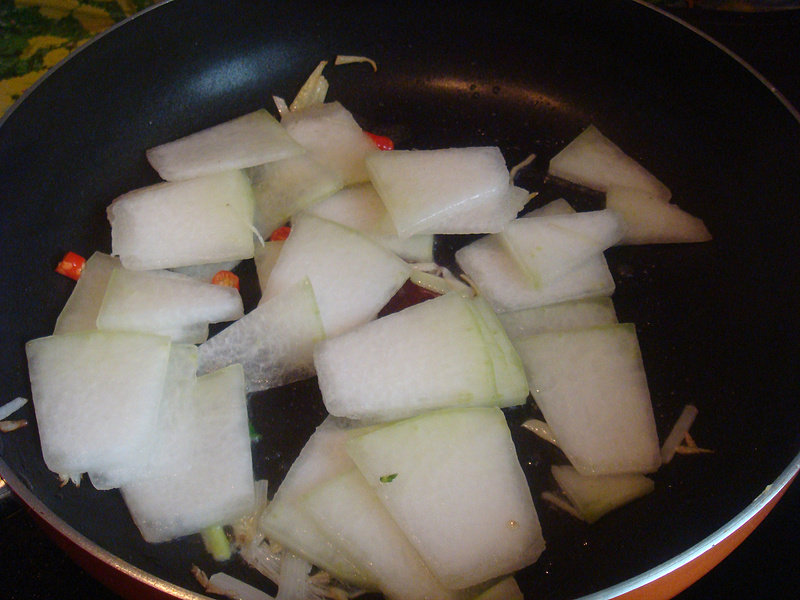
[
  {"x1": 197, "y1": 278, "x2": 324, "y2": 393},
  {"x1": 548, "y1": 124, "x2": 671, "y2": 202},
  {"x1": 346, "y1": 407, "x2": 545, "y2": 589},
  {"x1": 551, "y1": 465, "x2": 655, "y2": 523},
  {"x1": 0, "y1": 397, "x2": 28, "y2": 420},
  {"x1": 660, "y1": 404, "x2": 699, "y2": 464},
  {"x1": 146, "y1": 109, "x2": 305, "y2": 181},
  {"x1": 261, "y1": 213, "x2": 410, "y2": 337},
  {"x1": 108, "y1": 170, "x2": 256, "y2": 270},
  {"x1": 515, "y1": 324, "x2": 662, "y2": 475}
]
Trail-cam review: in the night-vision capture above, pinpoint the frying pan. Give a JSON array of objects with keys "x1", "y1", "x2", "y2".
[{"x1": 1, "y1": 0, "x2": 798, "y2": 598}]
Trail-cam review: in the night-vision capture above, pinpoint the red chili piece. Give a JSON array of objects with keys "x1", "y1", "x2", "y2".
[
  {"x1": 365, "y1": 131, "x2": 394, "y2": 151},
  {"x1": 270, "y1": 226, "x2": 292, "y2": 241},
  {"x1": 211, "y1": 270, "x2": 240, "y2": 290},
  {"x1": 55, "y1": 251, "x2": 86, "y2": 281}
]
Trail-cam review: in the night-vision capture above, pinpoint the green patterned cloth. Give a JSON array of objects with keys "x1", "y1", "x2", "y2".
[{"x1": 1, "y1": 0, "x2": 157, "y2": 113}]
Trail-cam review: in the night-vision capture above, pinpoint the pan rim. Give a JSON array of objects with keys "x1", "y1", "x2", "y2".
[
  {"x1": 1, "y1": 1, "x2": 798, "y2": 599},
  {"x1": 3, "y1": 452, "x2": 798, "y2": 600}
]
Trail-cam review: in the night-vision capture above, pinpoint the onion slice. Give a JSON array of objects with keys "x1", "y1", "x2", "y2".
[
  {"x1": 335, "y1": 55, "x2": 378, "y2": 72},
  {"x1": 0, "y1": 396, "x2": 27, "y2": 420},
  {"x1": 660, "y1": 404, "x2": 698, "y2": 464}
]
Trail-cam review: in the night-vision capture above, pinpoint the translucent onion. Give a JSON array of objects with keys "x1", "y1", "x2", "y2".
[{"x1": 660, "y1": 404, "x2": 699, "y2": 464}]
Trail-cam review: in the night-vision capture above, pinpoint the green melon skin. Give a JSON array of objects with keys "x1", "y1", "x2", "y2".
[
  {"x1": 25, "y1": 330, "x2": 172, "y2": 479},
  {"x1": 345, "y1": 407, "x2": 545, "y2": 590},
  {"x1": 146, "y1": 109, "x2": 305, "y2": 182}
]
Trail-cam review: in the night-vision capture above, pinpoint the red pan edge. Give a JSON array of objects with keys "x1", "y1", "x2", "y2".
[{"x1": 1, "y1": 1, "x2": 798, "y2": 598}]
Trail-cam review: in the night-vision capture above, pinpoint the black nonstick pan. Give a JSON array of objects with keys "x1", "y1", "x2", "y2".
[{"x1": 1, "y1": 1, "x2": 798, "y2": 598}]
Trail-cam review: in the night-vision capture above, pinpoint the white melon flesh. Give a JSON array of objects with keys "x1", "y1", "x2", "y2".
[
  {"x1": 146, "y1": 109, "x2": 305, "y2": 181},
  {"x1": 89, "y1": 344, "x2": 199, "y2": 490},
  {"x1": 498, "y1": 297, "x2": 618, "y2": 342},
  {"x1": 307, "y1": 183, "x2": 434, "y2": 263},
  {"x1": 472, "y1": 577, "x2": 524, "y2": 600},
  {"x1": 248, "y1": 153, "x2": 344, "y2": 239},
  {"x1": 258, "y1": 417, "x2": 375, "y2": 587},
  {"x1": 302, "y1": 469, "x2": 462, "y2": 600},
  {"x1": 314, "y1": 292, "x2": 501, "y2": 422},
  {"x1": 54, "y1": 252, "x2": 121, "y2": 334},
  {"x1": 455, "y1": 233, "x2": 615, "y2": 313},
  {"x1": 366, "y1": 147, "x2": 513, "y2": 238},
  {"x1": 108, "y1": 170, "x2": 256, "y2": 270},
  {"x1": 25, "y1": 330, "x2": 171, "y2": 479},
  {"x1": 515, "y1": 324, "x2": 662, "y2": 475},
  {"x1": 261, "y1": 213, "x2": 410, "y2": 337},
  {"x1": 121, "y1": 364, "x2": 254, "y2": 543},
  {"x1": 96, "y1": 268, "x2": 243, "y2": 343},
  {"x1": 345, "y1": 407, "x2": 545, "y2": 589},
  {"x1": 282, "y1": 101, "x2": 377, "y2": 185},
  {"x1": 254, "y1": 240, "x2": 284, "y2": 297},
  {"x1": 551, "y1": 465, "x2": 655, "y2": 523},
  {"x1": 525, "y1": 198, "x2": 575, "y2": 218},
  {"x1": 427, "y1": 183, "x2": 528, "y2": 236},
  {"x1": 197, "y1": 278, "x2": 324, "y2": 392},
  {"x1": 605, "y1": 186, "x2": 712, "y2": 245},
  {"x1": 548, "y1": 124, "x2": 671, "y2": 202},
  {"x1": 500, "y1": 209, "x2": 626, "y2": 287},
  {"x1": 171, "y1": 260, "x2": 241, "y2": 282}
]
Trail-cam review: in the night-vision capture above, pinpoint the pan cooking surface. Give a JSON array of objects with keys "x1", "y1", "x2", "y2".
[{"x1": 1, "y1": 1, "x2": 799, "y2": 598}]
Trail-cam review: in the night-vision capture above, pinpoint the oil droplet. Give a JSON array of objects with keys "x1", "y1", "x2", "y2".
[{"x1": 507, "y1": 520, "x2": 519, "y2": 529}]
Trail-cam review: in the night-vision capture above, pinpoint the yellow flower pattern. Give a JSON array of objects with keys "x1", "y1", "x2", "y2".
[{"x1": 1, "y1": 0, "x2": 158, "y2": 114}]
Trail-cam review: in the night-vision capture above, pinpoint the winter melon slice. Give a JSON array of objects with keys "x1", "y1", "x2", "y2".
[
  {"x1": 497, "y1": 297, "x2": 618, "y2": 342},
  {"x1": 346, "y1": 407, "x2": 545, "y2": 589},
  {"x1": 258, "y1": 417, "x2": 375, "y2": 587},
  {"x1": 301, "y1": 469, "x2": 463, "y2": 600},
  {"x1": 197, "y1": 278, "x2": 324, "y2": 392},
  {"x1": 54, "y1": 252, "x2": 121, "y2": 335},
  {"x1": 248, "y1": 153, "x2": 344, "y2": 239},
  {"x1": 108, "y1": 170, "x2": 255, "y2": 270},
  {"x1": 146, "y1": 109, "x2": 305, "y2": 181},
  {"x1": 455, "y1": 233, "x2": 615, "y2": 313},
  {"x1": 605, "y1": 186, "x2": 712, "y2": 245},
  {"x1": 366, "y1": 146, "x2": 512, "y2": 238},
  {"x1": 282, "y1": 101, "x2": 377, "y2": 185},
  {"x1": 548, "y1": 124, "x2": 671, "y2": 202},
  {"x1": 314, "y1": 292, "x2": 498, "y2": 422},
  {"x1": 551, "y1": 465, "x2": 655, "y2": 523},
  {"x1": 25, "y1": 330, "x2": 171, "y2": 479},
  {"x1": 307, "y1": 182, "x2": 434, "y2": 263},
  {"x1": 96, "y1": 268, "x2": 243, "y2": 343},
  {"x1": 261, "y1": 213, "x2": 410, "y2": 337},
  {"x1": 515, "y1": 324, "x2": 662, "y2": 475},
  {"x1": 500, "y1": 209, "x2": 626, "y2": 288},
  {"x1": 121, "y1": 364, "x2": 254, "y2": 543}
]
